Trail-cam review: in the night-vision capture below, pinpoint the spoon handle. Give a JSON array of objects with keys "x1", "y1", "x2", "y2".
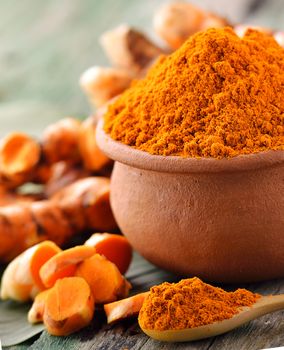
[{"x1": 252, "y1": 294, "x2": 284, "y2": 316}]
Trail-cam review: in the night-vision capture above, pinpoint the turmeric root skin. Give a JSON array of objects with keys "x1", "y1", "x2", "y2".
[{"x1": 0, "y1": 177, "x2": 117, "y2": 262}]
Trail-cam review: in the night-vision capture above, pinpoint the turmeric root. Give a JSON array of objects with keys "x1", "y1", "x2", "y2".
[
  {"x1": 32, "y1": 164, "x2": 53, "y2": 184},
  {"x1": 0, "y1": 132, "x2": 41, "y2": 184},
  {"x1": 0, "y1": 189, "x2": 40, "y2": 207},
  {"x1": 234, "y1": 24, "x2": 272, "y2": 38},
  {"x1": 274, "y1": 31, "x2": 284, "y2": 47},
  {"x1": 0, "y1": 241, "x2": 61, "y2": 302},
  {"x1": 44, "y1": 162, "x2": 90, "y2": 197},
  {"x1": 40, "y1": 245, "x2": 96, "y2": 288},
  {"x1": 75, "y1": 253, "x2": 131, "y2": 304},
  {"x1": 78, "y1": 117, "x2": 112, "y2": 172},
  {"x1": 28, "y1": 289, "x2": 50, "y2": 324},
  {"x1": 199, "y1": 12, "x2": 229, "y2": 31},
  {"x1": 104, "y1": 292, "x2": 149, "y2": 324},
  {"x1": 0, "y1": 177, "x2": 117, "y2": 262},
  {"x1": 52, "y1": 177, "x2": 117, "y2": 233},
  {"x1": 42, "y1": 118, "x2": 81, "y2": 165},
  {"x1": 0, "y1": 204, "x2": 43, "y2": 261},
  {"x1": 80, "y1": 66, "x2": 132, "y2": 108},
  {"x1": 85, "y1": 233, "x2": 132, "y2": 274},
  {"x1": 43, "y1": 277, "x2": 95, "y2": 336},
  {"x1": 100, "y1": 25, "x2": 164, "y2": 73},
  {"x1": 153, "y1": 2, "x2": 205, "y2": 50}
]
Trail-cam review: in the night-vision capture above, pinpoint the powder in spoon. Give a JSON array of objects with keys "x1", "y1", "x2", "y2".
[
  {"x1": 104, "y1": 27, "x2": 284, "y2": 158},
  {"x1": 138, "y1": 277, "x2": 260, "y2": 330}
]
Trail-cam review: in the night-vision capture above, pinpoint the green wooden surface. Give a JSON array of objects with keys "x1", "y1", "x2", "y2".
[{"x1": 1, "y1": 0, "x2": 284, "y2": 349}]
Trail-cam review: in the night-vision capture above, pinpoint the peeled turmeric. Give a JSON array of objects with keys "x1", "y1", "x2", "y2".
[
  {"x1": 75, "y1": 254, "x2": 131, "y2": 304},
  {"x1": 43, "y1": 277, "x2": 95, "y2": 336},
  {"x1": 104, "y1": 292, "x2": 149, "y2": 324},
  {"x1": 0, "y1": 241, "x2": 61, "y2": 302},
  {"x1": 40, "y1": 245, "x2": 96, "y2": 288}
]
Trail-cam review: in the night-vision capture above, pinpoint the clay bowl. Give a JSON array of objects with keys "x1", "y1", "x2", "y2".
[{"x1": 96, "y1": 120, "x2": 284, "y2": 283}]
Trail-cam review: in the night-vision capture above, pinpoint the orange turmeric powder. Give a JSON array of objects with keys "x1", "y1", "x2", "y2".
[
  {"x1": 104, "y1": 28, "x2": 284, "y2": 158},
  {"x1": 138, "y1": 278, "x2": 260, "y2": 331}
]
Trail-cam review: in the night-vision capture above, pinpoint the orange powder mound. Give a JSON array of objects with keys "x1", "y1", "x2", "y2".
[
  {"x1": 138, "y1": 277, "x2": 260, "y2": 331},
  {"x1": 104, "y1": 28, "x2": 284, "y2": 158}
]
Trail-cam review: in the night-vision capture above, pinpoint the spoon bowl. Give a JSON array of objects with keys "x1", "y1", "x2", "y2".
[{"x1": 139, "y1": 294, "x2": 284, "y2": 342}]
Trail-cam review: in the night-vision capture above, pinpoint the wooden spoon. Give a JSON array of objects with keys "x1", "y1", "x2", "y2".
[{"x1": 139, "y1": 294, "x2": 284, "y2": 342}]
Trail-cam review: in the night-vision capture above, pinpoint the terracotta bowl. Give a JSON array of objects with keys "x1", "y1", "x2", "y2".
[{"x1": 96, "y1": 120, "x2": 284, "y2": 283}]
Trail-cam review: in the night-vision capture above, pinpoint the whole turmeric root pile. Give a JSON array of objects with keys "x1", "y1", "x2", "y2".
[
  {"x1": 0, "y1": 115, "x2": 116, "y2": 261},
  {"x1": 80, "y1": 2, "x2": 230, "y2": 112},
  {"x1": 0, "y1": 177, "x2": 117, "y2": 262}
]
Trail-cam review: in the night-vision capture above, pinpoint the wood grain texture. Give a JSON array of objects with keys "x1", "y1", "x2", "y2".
[
  {"x1": 5, "y1": 254, "x2": 284, "y2": 350},
  {"x1": 1, "y1": 0, "x2": 284, "y2": 349}
]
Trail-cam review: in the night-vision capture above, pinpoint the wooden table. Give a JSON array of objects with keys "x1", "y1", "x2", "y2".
[
  {"x1": 1, "y1": 1, "x2": 284, "y2": 349},
  {"x1": 4, "y1": 253, "x2": 284, "y2": 350}
]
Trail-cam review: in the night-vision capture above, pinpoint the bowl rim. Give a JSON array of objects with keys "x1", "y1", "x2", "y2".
[{"x1": 96, "y1": 119, "x2": 284, "y2": 174}]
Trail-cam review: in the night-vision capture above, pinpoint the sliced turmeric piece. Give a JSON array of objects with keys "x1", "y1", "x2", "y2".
[
  {"x1": 85, "y1": 233, "x2": 132, "y2": 274},
  {"x1": 28, "y1": 289, "x2": 50, "y2": 324},
  {"x1": 42, "y1": 118, "x2": 81, "y2": 164},
  {"x1": 75, "y1": 253, "x2": 131, "y2": 304},
  {"x1": 0, "y1": 241, "x2": 61, "y2": 302},
  {"x1": 43, "y1": 277, "x2": 95, "y2": 336},
  {"x1": 78, "y1": 117, "x2": 112, "y2": 172},
  {"x1": 0, "y1": 132, "x2": 41, "y2": 180},
  {"x1": 40, "y1": 246, "x2": 96, "y2": 288},
  {"x1": 104, "y1": 292, "x2": 150, "y2": 324}
]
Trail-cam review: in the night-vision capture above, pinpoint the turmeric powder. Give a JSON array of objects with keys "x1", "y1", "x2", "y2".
[
  {"x1": 104, "y1": 28, "x2": 284, "y2": 158},
  {"x1": 138, "y1": 278, "x2": 260, "y2": 331}
]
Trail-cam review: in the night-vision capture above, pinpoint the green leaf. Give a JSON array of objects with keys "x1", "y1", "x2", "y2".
[{"x1": 0, "y1": 300, "x2": 44, "y2": 347}]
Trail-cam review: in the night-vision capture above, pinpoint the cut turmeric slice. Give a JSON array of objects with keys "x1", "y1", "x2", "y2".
[
  {"x1": 0, "y1": 132, "x2": 41, "y2": 179},
  {"x1": 85, "y1": 233, "x2": 132, "y2": 274},
  {"x1": 0, "y1": 241, "x2": 61, "y2": 302},
  {"x1": 28, "y1": 289, "x2": 50, "y2": 324},
  {"x1": 43, "y1": 277, "x2": 95, "y2": 336},
  {"x1": 75, "y1": 253, "x2": 131, "y2": 304},
  {"x1": 104, "y1": 292, "x2": 150, "y2": 324},
  {"x1": 40, "y1": 246, "x2": 96, "y2": 288}
]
